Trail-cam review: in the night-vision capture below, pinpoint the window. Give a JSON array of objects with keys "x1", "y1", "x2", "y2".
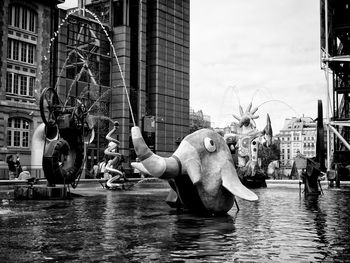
[
  {"x1": 28, "y1": 44, "x2": 35, "y2": 63},
  {"x1": 29, "y1": 77, "x2": 35, "y2": 96},
  {"x1": 9, "y1": 5, "x2": 37, "y2": 33},
  {"x1": 8, "y1": 39, "x2": 36, "y2": 64},
  {"x1": 14, "y1": 74, "x2": 19, "y2": 94},
  {"x1": 21, "y1": 42, "x2": 27, "y2": 62},
  {"x1": 20, "y1": 75, "x2": 27, "y2": 95},
  {"x1": 7, "y1": 118, "x2": 30, "y2": 148},
  {"x1": 22, "y1": 8, "x2": 27, "y2": 30},
  {"x1": 113, "y1": 0, "x2": 124, "y2": 26},
  {"x1": 6, "y1": 72, "x2": 35, "y2": 97},
  {"x1": 13, "y1": 40, "x2": 19, "y2": 60},
  {"x1": 6, "y1": 73, "x2": 12, "y2": 93}
]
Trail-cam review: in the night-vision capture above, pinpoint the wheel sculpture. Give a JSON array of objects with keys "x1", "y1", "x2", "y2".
[{"x1": 39, "y1": 87, "x2": 93, "y2": 186}]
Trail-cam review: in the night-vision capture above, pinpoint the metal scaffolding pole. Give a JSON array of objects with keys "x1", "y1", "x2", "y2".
[
  {"x1": 322, "y1": 0, "x2": 350, "y2": 171},
  {"x1": 324, "y1": 0, "x2": 331, "y2": 171}
]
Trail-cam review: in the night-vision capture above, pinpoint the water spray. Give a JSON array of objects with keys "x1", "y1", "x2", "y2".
[{"x1": 42, "y1": 7, "x2": 136, "y2": 126}]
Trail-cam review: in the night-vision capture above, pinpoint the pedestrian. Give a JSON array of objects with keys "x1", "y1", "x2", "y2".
[{"x1": 6, "y1": 154, "x2": 20, "y2": 180}]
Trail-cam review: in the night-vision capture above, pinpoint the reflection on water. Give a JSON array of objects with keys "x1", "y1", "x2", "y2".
[{"x1": 1, "y1": 184, "x2": 350, "y2": 262}]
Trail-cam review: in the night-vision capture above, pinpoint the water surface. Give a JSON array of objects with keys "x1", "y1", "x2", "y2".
[{"x1": 1, "y1": 183, "x2": 350, "y2": 262}]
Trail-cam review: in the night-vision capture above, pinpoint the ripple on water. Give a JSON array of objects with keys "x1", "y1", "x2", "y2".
[{"x1": 0, "y1": 186, "x2": 350, "y2": 262}]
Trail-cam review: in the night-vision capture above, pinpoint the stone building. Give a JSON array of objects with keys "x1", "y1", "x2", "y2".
[
  {"x1": 0, "y1": 0, "x2": 63, "y2": 177},
  {"x1": 189, "y1": 108, "x2": 211, "y2": 132},
  {"x1": 276, "y1": 117, "x2": 317, "y2": 175}
]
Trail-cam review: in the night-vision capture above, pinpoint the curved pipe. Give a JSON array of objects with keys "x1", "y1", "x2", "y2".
[
  {"x1": 31, "y1": 123, "x2": 59, "y2": 169},
  {"x1": 131, "y1": 127, "x2": 179, "y2": 178},
  {"x1": 31, "y1": 123, "x2": 46, "y2": 169}
]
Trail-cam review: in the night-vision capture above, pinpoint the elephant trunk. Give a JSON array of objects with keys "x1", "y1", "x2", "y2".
[{"x1": 131, "y1": 127, "x2": 179, "y2": 178}]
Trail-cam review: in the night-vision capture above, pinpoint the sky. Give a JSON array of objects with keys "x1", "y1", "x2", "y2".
[{"x1": 59, "y1": 0, "x2": 326, "y2": 133}]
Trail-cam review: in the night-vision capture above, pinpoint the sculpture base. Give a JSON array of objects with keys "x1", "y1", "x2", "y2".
[{"x1": 14, "y1": 185, "x2": 70, "y2": 200}]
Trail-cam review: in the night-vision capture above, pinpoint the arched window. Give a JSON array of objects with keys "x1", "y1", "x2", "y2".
[
  {"x1": 8, "y1": 5, "x2": 37, "y2": 33},
  {"x1": 7, "y1": 118, "x2": 30, "y2": 148}
]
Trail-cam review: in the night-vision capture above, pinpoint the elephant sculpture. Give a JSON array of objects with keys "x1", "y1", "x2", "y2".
[{"x1": 131, "y1": 126, "x2": 258, "y2": 215}]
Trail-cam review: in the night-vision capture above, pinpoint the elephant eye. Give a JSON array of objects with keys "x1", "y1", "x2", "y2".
[{"x1": 204, "y1": 137, "x2": 216, "y2": 152}]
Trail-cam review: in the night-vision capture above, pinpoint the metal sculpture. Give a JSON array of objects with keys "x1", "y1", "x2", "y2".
[
  {"x1": 223, "y1": 103, "x2": 273, "y2": 187},
  {"x1": 299, "y1": 100, "x2": 326, "y2": 195},
  {"x1": 35, "y1": 87, "x2": 94, "y2": 186},
  {"x1": 131, "y1": 126, "x2": 258, "y2": 215}
]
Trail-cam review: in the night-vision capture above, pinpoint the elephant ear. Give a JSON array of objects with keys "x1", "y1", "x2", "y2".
[{"x1": 131, "y1": 162, "x2": 151, "y2": 175}]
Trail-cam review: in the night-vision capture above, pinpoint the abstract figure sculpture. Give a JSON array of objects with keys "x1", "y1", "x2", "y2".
[
  {"x1": 223, "y1": 103, "x2": 273, "y2": 187},
  {"x1": 104, "y1": 121, "x2": 123, "y2": 177},
  {"x1": 103, "y1": 121, "x2": 132, "y2": 190},
  {"x1": 131, "y1": 126, "x2": 258, "y2": 215}
]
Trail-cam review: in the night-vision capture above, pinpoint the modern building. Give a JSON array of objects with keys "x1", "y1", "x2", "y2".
[
  {"x1": 0, "y1": 0, "x2": 190, "y2": 177},
  {"x1": 61, "y1": 0, "x2": 190, "y2": 167},
  {"x1": 0, "y1": 0, "x2": 63, "y2": 177},
  {"x1": 276, "y1": 117, "x2": 317, "y2": 174}
]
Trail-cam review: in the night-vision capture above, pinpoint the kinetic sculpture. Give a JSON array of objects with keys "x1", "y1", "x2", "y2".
[
  {"x1": 223, "y1": 103, "x2": 273, "y2": 187},
  {"x1": 131, "y1": 126, "x2": 258, "y2": 215},
  {"x1": 33, "y1": 87, "x2": 94, "y2": 186}
]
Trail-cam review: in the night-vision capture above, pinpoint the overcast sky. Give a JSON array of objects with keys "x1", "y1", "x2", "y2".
[{"x1": 59, "y1": 0, "x2": 326, "y2": 133}]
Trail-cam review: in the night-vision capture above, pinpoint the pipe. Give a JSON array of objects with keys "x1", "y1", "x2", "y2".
[
  {"x1": 30, "y1": 123, "x2": 47, "y2": 169},
  {"x1": 31, "y1": 123, "x2": 59, "y2": 169}
]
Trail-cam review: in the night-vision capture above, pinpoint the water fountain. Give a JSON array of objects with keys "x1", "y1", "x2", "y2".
[
  {"x1": 23, "y1": 7, "x2": 132, "y2": 199},
  {"x1": 22, "y1": 7, "x2": 259, "y2": 214}
]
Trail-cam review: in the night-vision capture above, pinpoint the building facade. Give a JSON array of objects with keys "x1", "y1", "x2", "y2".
[
  {"x1": 276, "y1": 117, "x2": 317, "y2": 174},
  {"x1": 189, "y1": 108, "x2": 211, "y2": 133},
  {"x1": 0, "y1": 0, "x2": 190, "y2": 177},
  {"x1": 63, "y1": 0, "x2": 190, "y2": 166},
  {"x1": 0, "y1": 0, "x2": 62, "y2": 177}
]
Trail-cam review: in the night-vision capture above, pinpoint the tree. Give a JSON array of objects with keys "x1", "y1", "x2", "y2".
[{"x1": 258, "y1": 142, "x2": 280, "y2": 174}]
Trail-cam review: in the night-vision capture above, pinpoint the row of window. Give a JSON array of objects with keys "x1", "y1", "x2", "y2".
[
  {"x1": 7, "y1": 118, "x2": 30, "y2": 148},
  {"x1": 8, "y1": 5, "x2": 37, "y2": 33},
  {"x1": 6, "y1": 72, "x2": 35, "y2": 97},
  {"x1": 8, "y1": 39, "x2": 36, "y2": 64},
  {"x1": 280, "y1": 136, "x2": 315, "y2": 141},
  {"x1": 6, "y1": 6, "x2": 36, "y2": 148}
]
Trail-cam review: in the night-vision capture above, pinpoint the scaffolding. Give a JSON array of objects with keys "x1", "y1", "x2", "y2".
[{"x1": 321, "y1": 0, "x2": 350, "y2": 172}]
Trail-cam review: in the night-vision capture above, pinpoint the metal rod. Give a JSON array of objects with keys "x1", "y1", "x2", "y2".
[
  {"x1": 324, "y1": 0, "x2": 331, "y2": 171},
  {"x1": 329, "y1": 121, "x2": 350, "y2": 127},
  {"x1": 328, "y1": 124, "x2": 350, "y2": 151},
  {"x1": 138, "y1": 0, "x2": 142, "y2": 127}
]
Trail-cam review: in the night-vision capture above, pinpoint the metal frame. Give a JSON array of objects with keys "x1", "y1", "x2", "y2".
[{"x1": 321, "y1": 0, "x2": 350, "y2": 171}]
